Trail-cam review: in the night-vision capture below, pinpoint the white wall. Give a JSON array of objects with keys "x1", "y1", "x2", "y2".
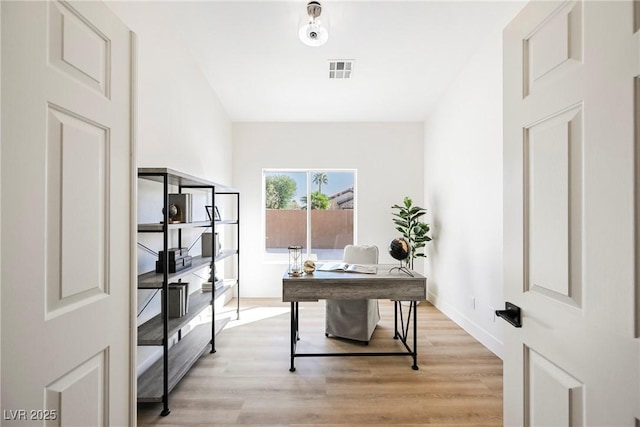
[
  {"x1": 106, "y1": 2, "x2": 233, "y2": 374},
  {"x1": 106, "y1": 2, "x2": 232, "y2": 182},
  {"x1": 423, "y1": 29, "x2": 507, "y2": 357},
  {"x1": 233, "y1": 122, "x2": 424, "y2": 297}
]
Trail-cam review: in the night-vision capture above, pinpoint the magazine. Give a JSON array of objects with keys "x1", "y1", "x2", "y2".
[{"x1": 317, "y1": 263, "x2": 377, "y2": 274}]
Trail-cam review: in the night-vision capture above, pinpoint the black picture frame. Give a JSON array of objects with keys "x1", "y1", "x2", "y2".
[
  {"x1": 205, "y1": 205, "x2": 214, "y2": 221},
  {"x1": 214, "y1": 206, "x2": 221, "y2": 221}
]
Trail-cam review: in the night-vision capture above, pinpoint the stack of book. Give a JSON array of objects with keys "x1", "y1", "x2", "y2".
[
  {"x1": 202, "y1": 280, "x2": 224, "y2": 293},
  {"x1": 168, "y1": 282, "x2": 189, "y2": 318}
]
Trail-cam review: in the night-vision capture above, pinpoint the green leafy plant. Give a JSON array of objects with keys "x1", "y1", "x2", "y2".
[
  {"x1": 300, "y1": 191, "x2": 330, "y2": 210},
  {"x1": 265, "y1": 175, "x2": 297, "y2": 209},
  {"x1": 391, "y1": 196, "x2": 432, "y2": 269}
]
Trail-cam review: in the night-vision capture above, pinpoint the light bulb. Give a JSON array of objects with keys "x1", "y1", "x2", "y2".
[{"x1": 299, "y1": 20, "x2": 328, "y2": 47}]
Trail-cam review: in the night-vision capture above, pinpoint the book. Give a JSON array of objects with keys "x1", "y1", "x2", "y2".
[
  {"x1": 317, "y1": 263, "x2": 377, "y2": 274},
  {"x1": 202, "y1": 280, "x2": 225, "y2": 292},
  {"x1": 168, "y1": 282, "x2": 189, "y2": 318}
]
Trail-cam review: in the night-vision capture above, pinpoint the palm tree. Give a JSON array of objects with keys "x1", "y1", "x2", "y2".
[{"x1": 312, "y1": 172, "x2": 328, "y2": 193}]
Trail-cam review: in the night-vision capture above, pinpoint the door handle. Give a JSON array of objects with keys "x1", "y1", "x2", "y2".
[{"x1": 496, "y1": 302, "x2": 522, "y2": 328}]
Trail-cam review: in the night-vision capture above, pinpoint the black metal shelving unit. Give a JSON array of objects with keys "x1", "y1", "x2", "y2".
[{"x1": 136, "y1": 168, "x2": 240, "y2": 415}]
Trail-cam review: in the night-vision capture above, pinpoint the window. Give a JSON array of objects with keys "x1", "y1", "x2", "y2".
[{"x1": 264, "y1": 169, "x2": 356, "y2": 261}]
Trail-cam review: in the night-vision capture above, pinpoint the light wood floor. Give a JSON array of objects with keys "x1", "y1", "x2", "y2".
[{"x1": 138, "y1": 298, "x2": 503, "y2": 426}]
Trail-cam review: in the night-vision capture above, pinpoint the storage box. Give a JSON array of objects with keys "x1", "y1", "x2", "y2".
[
  {"x1": 158, "y1": 247, "x2": 189, "y2": 264},
  {"x1": 201, "y1": 232, "x2": 220, "y2": 258},
  {"x1": 156, "y1": 255, "x2": 192, "y2": 273}
]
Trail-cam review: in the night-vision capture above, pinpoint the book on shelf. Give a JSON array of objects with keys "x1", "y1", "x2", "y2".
[
  {"x1": 168, "y1": 282, "x2": 189, "y2": 318},
  {"x1": 316, "y1": 263, "x2": 378, "y2": 274}
]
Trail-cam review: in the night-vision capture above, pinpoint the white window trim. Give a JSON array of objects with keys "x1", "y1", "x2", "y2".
[{"x1": 262, "y1": 168, "x2": 357, "y2": 264}]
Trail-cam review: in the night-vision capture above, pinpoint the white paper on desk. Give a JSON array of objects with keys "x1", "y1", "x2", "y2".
[{"x1": 317, "y1": 263, "x2": 377, "y2": 274}]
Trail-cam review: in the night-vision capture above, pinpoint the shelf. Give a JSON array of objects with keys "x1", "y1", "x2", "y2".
[
  {"x1": 138, "y1": 220, "x2": 213, "y2": 233},
  {"x1": 215, "y1": 249, "x2": 238, "y2": 263},
  {"x1": 138, "y1": 168, "x2": 239, "y2": 192},
  {"x1": 138, "y1": 256, "x2": 211, "y2": 289},
  {"x1": 207, "y1": 278, "x2": 237, "y2": 294},
  {"x1": 138, "y1": 284, "x2": 235, "y2": 345},
  {"x1": 215, "y1": 219, "x2": 238, "y2": 226},
  {"x1": 137, "y1": 319, "x2": 229, "y2": 403},
  {"x1": 136, "y1": 168, "x2": 240, "y2": 413},
  {"x1": 139, "y1": 290, "x2": 213, "y2": 345}
]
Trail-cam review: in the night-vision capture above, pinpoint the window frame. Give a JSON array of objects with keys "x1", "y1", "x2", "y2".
[{"x1": 262, "y1": 168, "x2": 357, "y2": 263}]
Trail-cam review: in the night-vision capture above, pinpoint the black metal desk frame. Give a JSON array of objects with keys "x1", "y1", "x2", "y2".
[{"x1": 282, "y1": 267, "x2": 426, "y2": 372}]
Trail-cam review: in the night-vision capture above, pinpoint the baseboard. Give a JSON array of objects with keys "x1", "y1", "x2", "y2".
[{"x1": 427, "y1": 291, "x2": 504, "y2": 359}]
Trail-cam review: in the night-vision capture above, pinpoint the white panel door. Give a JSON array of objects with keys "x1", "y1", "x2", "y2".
[
  {"x1": 503, "y1": 0, "x2": 639, "y2": 425},
  {"x1": 1, "y1": 1, "x2": 134, "y2": 425}
]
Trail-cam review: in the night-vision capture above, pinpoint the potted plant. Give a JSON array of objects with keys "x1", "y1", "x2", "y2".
[{"x1": 391, "y1": 196, "x2": 432, "y2": 269}]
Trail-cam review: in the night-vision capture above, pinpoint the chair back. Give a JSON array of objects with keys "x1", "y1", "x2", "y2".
[{"x1": 343, "y1": 245, "x2": 379, "y2": 264}]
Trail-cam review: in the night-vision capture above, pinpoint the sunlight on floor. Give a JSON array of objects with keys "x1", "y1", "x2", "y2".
[
  {"x1": 221, "y1": 305, "x2": 295, "y2": 329},
  {"x1": 184, "y1": 299, "x2": 305, "y2": 334}
]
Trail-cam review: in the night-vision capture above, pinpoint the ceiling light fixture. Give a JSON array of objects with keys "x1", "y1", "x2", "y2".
[{"x1": 299, "y1": 1, "x2": 328, "y2": 47}]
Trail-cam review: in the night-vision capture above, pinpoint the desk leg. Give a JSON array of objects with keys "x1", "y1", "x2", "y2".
[
  {"x1": 412, "y1": 301, "x2": 419, "y2": 370},
  {"x1": 290, "y1": 302, "x2": 298, "y2": 372},
  {"x1": 393, "y1": 301, "x2": 399, "y2": 339}
]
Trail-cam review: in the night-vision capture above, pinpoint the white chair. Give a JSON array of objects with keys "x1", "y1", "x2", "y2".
[{"x1": 325, "y1": 245, "x2": 380, "y2": 344}]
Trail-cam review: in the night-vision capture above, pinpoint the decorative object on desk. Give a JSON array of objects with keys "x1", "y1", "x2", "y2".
[
  {"x1": 303, "y1": 259, "x2": 316, "y2": 274},
  {"x1": 168, "y1": 193, "x2": 192, "y2": 223},
  {"x1": 161, "y1": 203, "x2": 180, "y2": 223},
  {"x1": 388, "y1": 237, "x2": 413, "y2": 276},
  {"x1": 288, "y1": 245, "x2": 303, "y2": 277},
  {"x1": 214, "y1": 206, "x2": 221, "y2": 221},
  {"x1": 205, "y1": 205, "x2": 214, "y2": 221},
  {"x1": 391, "y1": 196, "x2": 432, "y2": 269}
]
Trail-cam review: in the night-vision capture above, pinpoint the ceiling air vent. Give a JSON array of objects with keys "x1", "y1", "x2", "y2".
[{"x1": 329, "y1": 60, "x2": 353, "y2": 79}]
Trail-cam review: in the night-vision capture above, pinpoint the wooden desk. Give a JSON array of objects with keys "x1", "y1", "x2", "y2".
[{"x1": 282, "y1": 265, "x2": 426, "y2": 372}]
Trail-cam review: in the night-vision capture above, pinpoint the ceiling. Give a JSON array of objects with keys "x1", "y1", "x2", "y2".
[{"x1": 113, "y1": 1, "x2": 526, "y2": 122}]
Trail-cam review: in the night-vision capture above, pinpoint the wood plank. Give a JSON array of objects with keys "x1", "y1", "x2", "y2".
[
  {"x1": 138, "y1": 256, "x2": 211, "y2": 289},
  {"x1": 137, "y1": 319, "x2": 229, "y2": 402}
]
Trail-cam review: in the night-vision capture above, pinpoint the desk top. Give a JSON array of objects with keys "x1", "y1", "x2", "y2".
[{"x1": 282, "y1": 264, "x2": 426, "y2": 302}]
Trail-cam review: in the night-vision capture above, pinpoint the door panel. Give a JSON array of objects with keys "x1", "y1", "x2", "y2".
[
  {"x1": 526, "y1": 346, "x2": 584, "y2": 427},
  {"x1": 48, "y1": 0, "x2": 110, "y2": 96},
  {"x1": 1, "y1": 1, "x2": 133, "y2": 425},
  {"x1": 45, "y1": 350, "x2": 108, "y2": 427},
  {"x1": 525, "y1": 105, "x2": 582, "y2": 308},
  {"x1": 504, "y1": 1, "x2": 639, "y2": 425},
  {"x1": 47, "y1": 104, "x2": 109, "y2": 313}
]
